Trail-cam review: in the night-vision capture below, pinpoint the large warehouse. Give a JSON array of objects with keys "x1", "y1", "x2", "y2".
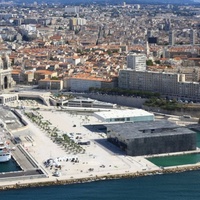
[
  {"x1": 94, "y1": 109, "x2": 154, "y2": 123},
  {"x1": 105, "y1": 120, "x2": 196, "y2": 156}
]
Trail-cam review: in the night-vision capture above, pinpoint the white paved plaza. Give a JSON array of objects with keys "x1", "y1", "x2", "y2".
[{"x1": 21, "y1": 110, "x2": 159, "y2": 180}]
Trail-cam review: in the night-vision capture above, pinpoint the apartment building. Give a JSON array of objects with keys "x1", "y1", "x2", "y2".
[
  {"x1": 64, "y1": 76, "x2": 117, "y2": 92},
  {"x1": 34, "y1": 70, "x2": 58, "y2": 83},
  {"x1": 11, "y1": 69, "x2": 23, "y2": 83},
  {"x1": 118, "y1": 69, "x2": 200, "y2": 101},
  {"x1": 127, "y1": 53, "x2": 146, "y2": 71},
  {"x1": 65, "y1": 6, "x2": 79, "y2": 14},
  {"x1": 24, "y1": 71, "x2": 34, "y2": 84},
  {"x1": 169, "y1": 30, "x2": 175, "y2": 46}
]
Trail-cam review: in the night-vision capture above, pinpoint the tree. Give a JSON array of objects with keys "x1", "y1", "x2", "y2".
[
  {"x1": 51, "y1": 77, "x2": 59, "y2": 80},
  {"x1": 76, "y1": 49, "x2": 82, "y2": 54},
  {"x1": 146, "y1": 59, "x2": 153, "y2": 66},
  {"x1": 155, "y1": 60, "x2": 161, "y2": 65},
  {"x1": 107, "y1": 50, "x2": 112, "y2": 56}
]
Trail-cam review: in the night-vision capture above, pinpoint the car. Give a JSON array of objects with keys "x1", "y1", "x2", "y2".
[
  {"x1": 183, "y1": 115, "x2": 191, "y2": 119},
  {"x1": 13, "y1": 137, "x2": 21, "y2": 144}
]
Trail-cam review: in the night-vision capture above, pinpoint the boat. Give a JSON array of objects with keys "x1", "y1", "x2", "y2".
[{"x1": 0, "y1": 141, "x2": 11, "y2": 162}]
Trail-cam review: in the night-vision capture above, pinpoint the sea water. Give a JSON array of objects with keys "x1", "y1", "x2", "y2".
[
  {"x1": 148, "y1": 153, "x2": 200, "y2": 167},
  {"x1": 0, "y1": 157, "x2": 21, "y2": 173},
  {"x1": 0, "y1": 170, "x2": 200, "y2": 200}
]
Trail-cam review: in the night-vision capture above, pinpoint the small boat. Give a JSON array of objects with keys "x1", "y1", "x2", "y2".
[{"x1": 0, "y1": 141, "x2": 11, "y2": 162}]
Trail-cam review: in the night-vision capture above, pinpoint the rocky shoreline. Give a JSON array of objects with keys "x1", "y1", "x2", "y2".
[{"x1": 1, "y1": 164, "x2": 200, "y2": 191}]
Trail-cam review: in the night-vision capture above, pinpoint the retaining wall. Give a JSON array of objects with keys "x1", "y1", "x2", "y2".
[{"x1": 79, "y1": 93, "x2": 146, "y2": 108}]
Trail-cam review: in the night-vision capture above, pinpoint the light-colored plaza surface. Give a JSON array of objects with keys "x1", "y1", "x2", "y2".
[
  {"x1": 0, "y1": 101, "x2": 199, "y2": 188},
  {"x1": 0, "y1": 109, "x2": 160, "y2": 187}
]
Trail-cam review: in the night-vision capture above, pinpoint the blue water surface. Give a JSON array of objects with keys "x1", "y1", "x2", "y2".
[{"x1": 0, "y1": 170, "x2": 200, "y2": 200}]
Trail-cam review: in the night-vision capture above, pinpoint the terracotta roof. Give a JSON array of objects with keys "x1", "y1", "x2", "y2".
[
  {"x1": 35, "y1": 70, "x2": 55, "y2": 75},
  {"x1": 39, "y1": 79, "x2": 62, "y2": 82}
]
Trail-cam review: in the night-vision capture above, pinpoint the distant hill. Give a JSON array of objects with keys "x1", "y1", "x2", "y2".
[{"x1": 11, "y1": 0, "x2": 196, "y2": 4}]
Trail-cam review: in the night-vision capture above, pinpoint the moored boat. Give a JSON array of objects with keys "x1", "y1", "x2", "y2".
[{"x1": 0, "y1": 141, "x2": 11, "y2": 162}]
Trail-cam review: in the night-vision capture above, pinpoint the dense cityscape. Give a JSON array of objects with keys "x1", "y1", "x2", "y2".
[
  {"x1": 1, "y1": 1, "x2": 200, "y2": 198},
  {"x1": 0, "y1": 2, "x2": 199, "y2": 102}
]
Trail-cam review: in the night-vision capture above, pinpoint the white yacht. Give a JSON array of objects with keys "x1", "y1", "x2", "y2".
[{"x1": 0, "y1": 141, "x2": 11, "y2": 162}]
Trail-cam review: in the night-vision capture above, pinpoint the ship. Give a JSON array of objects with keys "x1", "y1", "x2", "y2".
[{"x1": 0, "y1": 141, "x2": 11, "y2": 162}]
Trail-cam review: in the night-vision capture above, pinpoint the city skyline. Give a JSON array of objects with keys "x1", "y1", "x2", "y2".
[{"x1": 1, "y1": 0, "x2": 198, "y2": 5}]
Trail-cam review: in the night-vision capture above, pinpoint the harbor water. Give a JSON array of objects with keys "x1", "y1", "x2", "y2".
[
  {"x1": 0, "y1": 157, "x2": 21, "y2": 173},
  {"x1": 148, "y1": 153, "x2": 200, "y2": 167},
  {"x1": 0, "y1": 170, "x2": 200, "y2": 199}
]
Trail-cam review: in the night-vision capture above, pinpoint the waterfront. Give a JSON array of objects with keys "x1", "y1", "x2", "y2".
[
  {"x1": 0, "y1": 170, "x2": 200, "y2": 200},
  {"x1": 0, "y1": 109, "x2": 199, "y2": 192}
]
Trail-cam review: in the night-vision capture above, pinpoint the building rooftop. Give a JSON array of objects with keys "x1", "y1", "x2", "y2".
[
  {"x1": 94, "y1": 109, "x2": 154, "y2": 120},
  {"x1": 105, "y1": 120, "x2": 195, "y2": 139},
  {"x1": 0, "y1": 106, "x2": 24, "y2": 131}
]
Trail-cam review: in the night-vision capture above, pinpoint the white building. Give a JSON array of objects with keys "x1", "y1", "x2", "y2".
[
  {"x1": 190, "y1": 29, "x2": 196, "y2": 45},
  {"x1": 169, "y1": 30, "x2": 175, "y2": 46},
  {"x1": 20, "y1": 24, "x2": 37, "y2": 32},
  {"x1": 65, "y1": 6, "x2": 79, "y2": 14},
  {"x1": 77, "y1": 18, "x2": 86, "y2": 26},
  {"x1": 127, "y1": 53, "x2": 146, "y2": 71},
  {"x1": 94, "y1": 109, "x2": 155, "y2": 123},
  {"x1": 0, "y1": 94, "x2": 18, "y2": 105}
]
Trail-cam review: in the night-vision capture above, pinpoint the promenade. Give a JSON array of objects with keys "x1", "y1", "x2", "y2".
[{"x1": 0, "y1": 109, "x2": 159, "y2": 188}]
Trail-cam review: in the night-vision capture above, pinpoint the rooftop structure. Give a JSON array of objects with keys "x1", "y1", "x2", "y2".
[
  {"x1": 94, "y1": 109, "x2": 154, "y2": 123},
  {"x1": 67, "y1": 98, "x2": 116, "y2": 109}
]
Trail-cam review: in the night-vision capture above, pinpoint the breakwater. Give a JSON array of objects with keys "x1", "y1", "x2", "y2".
[{"x1": 1, "y1": 164, "x2": 200, "y2": 191}]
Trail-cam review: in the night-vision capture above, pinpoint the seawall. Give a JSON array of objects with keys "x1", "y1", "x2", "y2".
[{"x1": 1, "y1": 164, "x2": 200, "y2": 191}]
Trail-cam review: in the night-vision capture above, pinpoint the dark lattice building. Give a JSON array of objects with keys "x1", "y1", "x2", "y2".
[{"x1": 106, "y1": 120, "x2": 196, "y2": 156}]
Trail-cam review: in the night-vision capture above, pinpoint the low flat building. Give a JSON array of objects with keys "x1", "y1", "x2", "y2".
[
  {"x1": 0, "y1": 94, "x2": 18, "y2": 104},
  {"x1": 94, "y1": 109, "x2": 154, "y2": 122},
  {"x1": 67, "y1": 98, "x2": 116, "y2": 108},
  {"x1": 105, "y1": 120, "x2": 196, "y2": 156}
]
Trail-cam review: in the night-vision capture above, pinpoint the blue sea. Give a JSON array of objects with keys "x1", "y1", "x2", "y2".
[{"x1": 0, "y1": 171, "x2": 200, "y2": 200}]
